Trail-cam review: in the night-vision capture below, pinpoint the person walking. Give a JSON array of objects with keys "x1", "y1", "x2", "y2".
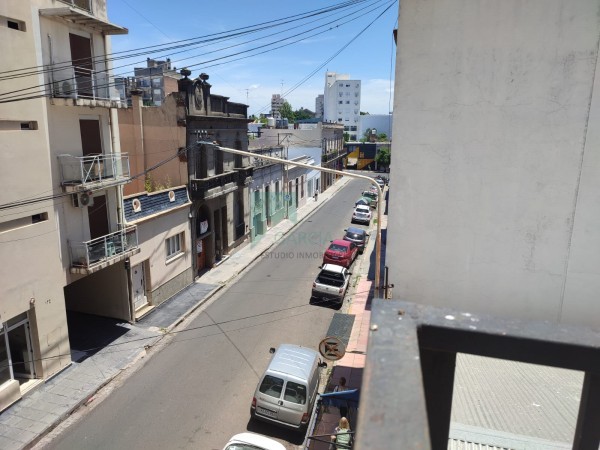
[
  {"x1": 333, "y1": 376, "x2": 348, "y2": 418},
  {"x1": 330, "y1": 416, "x2": 352, "y2": 449}
]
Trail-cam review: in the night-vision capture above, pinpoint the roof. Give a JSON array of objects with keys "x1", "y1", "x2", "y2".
[
  {"x1": 346, "y1": 226, "x2": 367, "y2": 235},
  {"x1": 330, "y1": 239, "x2": 351, "y2": 247},
  {"x1": 124, "y1": 186, "x2": 190, "y2": 224},
  {"x1": 225, "y1": 432, "x2": 286, "y2": 450},
  {"x1": 321, "y1": 263, "x2": 347, "y2": 273},
  {"x1": 268, "y1": 344, "x2": 319, "y2": 380}
]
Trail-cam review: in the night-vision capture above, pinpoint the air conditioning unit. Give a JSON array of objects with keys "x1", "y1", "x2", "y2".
[{"x1": 72, "y1": 191, "x2": 94, "y2": 208}]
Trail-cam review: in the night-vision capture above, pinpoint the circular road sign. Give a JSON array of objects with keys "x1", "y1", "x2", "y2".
[{"x1": 319, "y1": 336, "x2": 346, "y2": 361}]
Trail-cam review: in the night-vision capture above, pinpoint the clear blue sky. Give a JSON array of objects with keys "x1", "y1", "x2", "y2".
[{"x1": 106, "y1": 0, "x2": 398, "y2": 116}]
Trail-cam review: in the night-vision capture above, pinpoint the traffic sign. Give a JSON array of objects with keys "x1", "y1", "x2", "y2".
[{"x1": 319, "y1": 336, "x2": 346, "y2": 361}]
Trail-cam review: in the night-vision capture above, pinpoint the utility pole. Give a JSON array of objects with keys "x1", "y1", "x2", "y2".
[{"x1": 197, "y1": 141, "x2": 384, "y2": 297}]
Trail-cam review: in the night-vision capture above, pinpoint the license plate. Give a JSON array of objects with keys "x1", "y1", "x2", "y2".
[{"x1": 257, "y1": 407, "x2": 277, "y2": 418}]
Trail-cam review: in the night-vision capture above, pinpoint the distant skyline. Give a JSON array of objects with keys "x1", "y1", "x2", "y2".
[{"x1": 106, "y1": 0, "x2": 398, "y2": 116}]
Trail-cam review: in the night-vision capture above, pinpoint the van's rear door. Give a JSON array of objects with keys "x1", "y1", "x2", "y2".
[
  {"x1": 278, "y1": 381, "x2": 309, "y2": 426},
  {"x1": 255, "y1": 374, "x2": 282, "y2": 419}
]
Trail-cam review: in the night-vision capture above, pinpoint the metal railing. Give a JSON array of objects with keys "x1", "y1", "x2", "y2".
[
  {"x1": 51, "y1": 65, "x2": 121, "y2": 102},
  {"x1": 58, "y1": 153, "x2": 130, "y2": 186},
  {"x1": 70, "y1": 226, "x2": 138, "y2": 269},
  {"x1": 58, "y1": 0, "x2": 92, "y2": 11}
]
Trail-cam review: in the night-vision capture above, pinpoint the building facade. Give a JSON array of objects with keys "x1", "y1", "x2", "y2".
[
  {"x1": 271, "y1": 94, "x2": 285, "y2": 118},
  {"x1": 118, "y1": 92, "x2": 194, "y2": 319},
  {"x1": 0, "y1": 0, "x2": 132, "y2": 412},
  {"x1": 181, "y1": 73, "x2": 253, "y2": 273},
  {"x1": 388, "y1": 0, "x2": 600, "y2": 329},
  {"x1": 323, "y1": 72, "x2": 361, "y2": 141},
  {"x1": 315, "y1": 94, "x2": 324, "y2": 119}
]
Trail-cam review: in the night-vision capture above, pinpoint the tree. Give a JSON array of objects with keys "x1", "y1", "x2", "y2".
[
  {"x1": 377, "y1": 133, "x2": 388, "y2": 141},
  {"x1": 279, "y1": 101, "x2": 295, "y2": 122},
  {"x1": 294, "y1": 107, "x2": 314, "y2": 121},
  {"x1": 375, "y1": 146, "x2": 391, "y2": 168}
]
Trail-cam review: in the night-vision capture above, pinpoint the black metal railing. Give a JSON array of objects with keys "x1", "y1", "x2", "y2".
[
  {"x1": 190, "y1": 172, "x2": 237, "y2": 200},
  {"x1": 70, "y1": 226, "x2": 138, "y2": 269}
]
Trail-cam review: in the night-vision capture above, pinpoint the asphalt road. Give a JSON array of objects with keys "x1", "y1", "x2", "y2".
[{"x1": 40, "y1": 177, "x2": 374, "y2": 450}]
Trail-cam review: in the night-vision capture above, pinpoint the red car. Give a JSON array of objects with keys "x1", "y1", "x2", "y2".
[{"x1": 323, "y1": 239, "x2": 358, "y2": 268}]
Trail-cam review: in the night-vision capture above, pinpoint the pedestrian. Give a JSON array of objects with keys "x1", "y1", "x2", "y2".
[
  {"x1": 314, "y1": 189, "x2": 319, "y2": 201},
  {"x1": 333, "y1": 376, "x2": 348, "y2": 418},
  {"x1": 330, "y1": 416, "x2": 352, "y2": 449}
]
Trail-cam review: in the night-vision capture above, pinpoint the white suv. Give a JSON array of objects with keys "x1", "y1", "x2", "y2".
[{"x1": 352, "y1": 204, "x2": 372, "y2": 224}]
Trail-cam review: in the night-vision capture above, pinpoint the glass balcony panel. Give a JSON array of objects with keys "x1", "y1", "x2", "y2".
[
  {"x1": 70, "y1": 226, "x2": 138, "y2": 269},
  {"x1": 58, "y1": 153, "x2": 130, "y2": 187}
]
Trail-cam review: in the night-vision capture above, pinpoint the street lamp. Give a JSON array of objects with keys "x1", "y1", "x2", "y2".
[{"x1": 199, "y1": 141, "x2": 384, "y2": 297}]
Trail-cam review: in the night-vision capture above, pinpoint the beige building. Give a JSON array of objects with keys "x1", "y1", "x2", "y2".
[
  {"x1": 118, "y1": 92, "x2": 193, "y2": 319},
  {"x1": 0, "y1": 0, "x2": 132, "y2": 411}
]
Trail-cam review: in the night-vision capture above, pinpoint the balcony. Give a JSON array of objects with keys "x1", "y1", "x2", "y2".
[
  {"x1": 49, "y1": 66, "x2": 125, "y2": 108},
  {"x1": 70, "y1": 227, "x2": 139, "y2": 274},
  {"x1": 235, "y1": 167, "x2": 253, "y2": 186},
  {"x1": 190, "y1": 171, "x2": 238, "y2": 200},
  {"x1": 58, "y1": 153, "x2": 130, "y2": 191}
]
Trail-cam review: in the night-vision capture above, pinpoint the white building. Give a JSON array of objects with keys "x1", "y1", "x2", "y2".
[
  {"x1": 388, "y1": 0, "x2": 600, "y2": 330},
  {"x1": 358, "y1": 114, "x2": 393, "y2": 141},
  {"x1": 323, "y1": 72, "x2": 361, "y2": 141},
  {"x1": 0, "y1": 0, "x2": 133, "y2": 412}
]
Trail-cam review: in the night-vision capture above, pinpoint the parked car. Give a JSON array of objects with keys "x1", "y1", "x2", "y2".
[
  {"x1": 251, "y1": 344, "x2": 326, "y2": 430},
  {"x1": 374, "y1": 178, "x2": 385, "y2": 189},
  {"x1": 351, "y1": 204, "x2": 372, "y2": 225},
  {"x1": 355, "y1": 197, "x2": 371, "y2": 208},
  {"x1": 323, "y1": 239, "x2": 358, "y2": 268},
  {"x1": 311, "y1": 264, "x2": 352, "y2": 303},
  {"x1": 223, "y1": 432, "x2": 286, "y2": 450},
  {"x1": 343, "y1": 227, "x2": 369, "y2": 253},
  {"x1": 361, "y1": 190, "x2": 378, "y2": 208}
]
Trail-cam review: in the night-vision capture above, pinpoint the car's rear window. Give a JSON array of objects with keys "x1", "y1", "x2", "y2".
[
  {"x1": 317, "y1": 272, "x2": 345, "y2": 287},
  {"x1": 346, "y1": 232, "x2": 362, "y2": 240},
  {"x1": 328, "y1": 243, "x2": 347, "y2": 252},
  {"x1": 259, "y1": 375, "x2": 284, "y2": 398}
]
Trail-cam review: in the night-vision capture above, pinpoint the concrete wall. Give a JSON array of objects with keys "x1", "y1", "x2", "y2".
[{"x1": 388, "y1": 0, "x2": 600, "y2": 329}]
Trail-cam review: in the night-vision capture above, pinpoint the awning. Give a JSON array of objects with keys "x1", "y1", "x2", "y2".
[
  {"x1": 319, "y1": 389, "x2": 360, "y2": 408},
  {"x1": 39, "y1": 7, "x2": 128, "y2": 35}
]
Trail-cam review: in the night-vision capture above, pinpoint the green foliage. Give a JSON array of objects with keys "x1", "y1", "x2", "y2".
[
  {"x1": 144, "y1": 175, "x2": 172, "y2": 192},
  {"x1": 375, "y1": 146, "x2": 391, "y2": 166},
  {"x1": 294, "y1": 107, "x2": 314, "y2": 121},
  {"x1": 360, "y1": 111, "x2": 369, "y2": 115},
  {"x1": 343, "y1": 132, "x2": 350, "y2": 143},
  {"x1": 377, "y1": 133, "x2": 388, "y2": 141},
  {"x1": 279, "y1": 101, "x2": 295, "y2": 122}
]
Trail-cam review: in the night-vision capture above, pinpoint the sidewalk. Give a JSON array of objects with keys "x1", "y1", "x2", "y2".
[{"x1": 0, "y1": 177, "x2": 355, "y2": 450}]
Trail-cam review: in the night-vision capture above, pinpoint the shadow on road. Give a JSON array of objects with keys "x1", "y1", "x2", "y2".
[{"x1": 246, "y1": 418, "x2": 306, "y2": 446}]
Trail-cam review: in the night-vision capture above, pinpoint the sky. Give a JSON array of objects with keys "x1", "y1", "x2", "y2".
[{"x1": 105, "y1": 0, "x2": 398, "y2": 117}]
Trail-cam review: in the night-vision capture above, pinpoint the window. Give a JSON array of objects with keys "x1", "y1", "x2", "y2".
[
  {"x1": 166, "y1": 233, "x2": 183, "y2": 259},
  {"x1": 338, "y1": 101, "x2": 343, "y2": 104},
  {"x1": 259, "y1": 375, "x2": 284, "y2": 398},
  {"x1": 284, "y1": 381, "x2": 307, "y2": 405},
  {"x1": 2, "y1": 16, "x2": 26, "y2": 32},
  {"x1": 346, "y1": 101, "x2": 350, "y2": 104}
]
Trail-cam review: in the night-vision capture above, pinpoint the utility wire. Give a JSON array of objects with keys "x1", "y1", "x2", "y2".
[{"x1": 0, "y1": 0, "x2": 387, "y2": 103}]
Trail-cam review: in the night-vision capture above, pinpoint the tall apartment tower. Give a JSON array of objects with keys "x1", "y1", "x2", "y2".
[
  {"x1": 315, "y1": 94, "x2": 324, "y2": 119},
  {"x1": 271, "y1": 94, "x2": 285, "y2": 118},
  {"x1": 323, "y1": 72, "x2": 361, "y2": 141},
  {"x1": 0, "y1": 0, "x2": 133, "y2": 412}
]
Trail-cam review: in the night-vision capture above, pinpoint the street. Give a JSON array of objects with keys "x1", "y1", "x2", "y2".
[{"x1": 38, "y1": 177, "x2": 375, "y2": 450}]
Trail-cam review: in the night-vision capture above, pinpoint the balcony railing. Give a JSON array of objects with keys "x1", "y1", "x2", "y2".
[
  {"x1": 70, "y1": 227, "x2": 138, "y2": 269},
  {"x1": 51, "y1": 65, "x2": 121, "y2": 102},
  {"x1": 190, "y1": 171, "x2": 238, "y2": 200},
  {"x1": 58, "y1": 0, "x2": 92, "y2": 12},
  {"x1": 58, "y1": 153, "x2": 130, "y2": 188}
]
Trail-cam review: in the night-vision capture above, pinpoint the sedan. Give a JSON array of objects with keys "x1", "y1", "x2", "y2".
[
  {"x1": 343, "y1": 227, "x2": 369, "y2": 254},
  {"x1": 352, "y1": 204, "x2": 372, "y2": 225},
  {"x1": 323, "y1": 239, "x2": 358, "y2": 268}
]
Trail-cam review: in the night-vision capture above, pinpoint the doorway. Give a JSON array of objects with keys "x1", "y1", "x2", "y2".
[
  {"x1": 2, "y1": 312, "x2": 36, "y2": 384},
  {"x1": 69, "y1": 33, "x2": 93, "y2": 97},
  {"x1": 132, "y1": 263, "x2": 148, "y2": 311}
]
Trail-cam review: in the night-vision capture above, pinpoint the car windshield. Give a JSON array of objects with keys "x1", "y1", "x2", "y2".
[
  {"x1": 328, "y1": 243, "x2": 347, "y2": 252},
  {"x1": 355, "y1": 206, "x2": 370, "y2": 213},
  {"x1": 225, "y1": 444, "x2": 269, "y2": 450}
]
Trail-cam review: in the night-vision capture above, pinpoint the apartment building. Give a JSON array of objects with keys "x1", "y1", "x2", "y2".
[
  {"x1": 323, "y1": 71, "x2": 361, "y2": 141},
  {"x1": 0, "y1": 0, "x2": 132, "y2": 412},
  {"x1": 271, "y1": 94, "x2": 285, "y2": 118}
]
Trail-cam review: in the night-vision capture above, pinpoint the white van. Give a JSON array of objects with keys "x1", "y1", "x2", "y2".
[{"x1": 251, "y1": 344, "x2": 326, "y2": 429}]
